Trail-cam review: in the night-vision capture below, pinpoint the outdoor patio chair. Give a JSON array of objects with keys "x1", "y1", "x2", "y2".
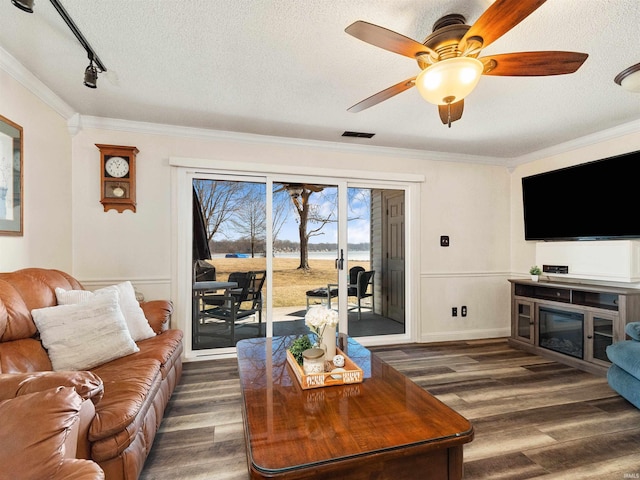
[
  {"x1": 193, "y1": 260, "x2": 219, "y2": 325},
  {"x1": 348, "y1": 266, "x2": 364, "y2": 287},
  {"x1": 200, "y1": 271, "x2": 251, "y2": 309},
  {"x1": 195, "y1": 270, "x2": 265, "y2": 344},
  {"x1": 306, "y1": 284, "x2": 339, "y2": 310},
  {"x1": 348, "y1": 270, "x2": 375, "y2": 320}
]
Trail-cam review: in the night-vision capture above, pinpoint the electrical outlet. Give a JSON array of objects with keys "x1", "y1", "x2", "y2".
[
  {"x1": 461, "y1": 306, "x2": 467, "y2": 317},
  {"x1": 452, "y1": 307, "x2": 457, "y2": 317},
  {"x1": 440, "y1": 235, "x2": 450, "y2": 247}
]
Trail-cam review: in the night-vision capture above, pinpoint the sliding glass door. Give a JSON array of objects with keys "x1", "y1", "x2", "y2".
[{"x1": 187, "y1": 172, "x2": 408, "y2": 355}]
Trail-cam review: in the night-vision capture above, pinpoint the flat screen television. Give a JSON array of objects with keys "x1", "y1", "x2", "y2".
[{"x1": 522, "y1": 149, "x2": 640, "y2": 241}]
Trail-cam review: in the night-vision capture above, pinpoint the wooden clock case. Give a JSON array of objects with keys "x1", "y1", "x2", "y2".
[{"x1": 96, "y1": 144, "x2": 139, "y2": 213}]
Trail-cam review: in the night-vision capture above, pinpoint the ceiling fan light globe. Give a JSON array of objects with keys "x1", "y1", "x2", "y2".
[
  {"x1": 416, "y1": 57, "x2": 483, "y2": 105},
  {"x1": 614, "y1": 62, "x2": 640, "y2": 93},
  {"x1": 621, "y1": 71, "x2": 640, "y2": 93}
]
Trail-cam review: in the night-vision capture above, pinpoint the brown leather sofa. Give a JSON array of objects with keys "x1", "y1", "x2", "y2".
[{"x1": 0, "y1": 268, "x2": 184, "y2": 480}]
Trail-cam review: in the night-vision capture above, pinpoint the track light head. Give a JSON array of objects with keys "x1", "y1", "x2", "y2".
[
  {"x1": 84, "y1": 62, "x2": 98, "y2": 88},
  {"x1": 11, "y1": 0, "x2": 34, "y2": 13}
]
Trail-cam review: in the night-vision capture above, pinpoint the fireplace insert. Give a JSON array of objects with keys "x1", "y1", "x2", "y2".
[{"x1": 539, "y1": 307, "x2": 584, "y2": 359}]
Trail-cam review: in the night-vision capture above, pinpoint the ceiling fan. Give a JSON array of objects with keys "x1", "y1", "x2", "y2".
[{"x1": 345, "y1": 0, "x2": 588, "y2": 127}]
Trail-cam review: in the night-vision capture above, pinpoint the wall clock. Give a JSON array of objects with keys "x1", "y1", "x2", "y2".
[{"x1": 96, "y1": 144, "x2": 139, "y2": 213}]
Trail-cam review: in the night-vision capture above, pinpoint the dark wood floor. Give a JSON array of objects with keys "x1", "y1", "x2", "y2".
[{"x1": 140, "y1": 338, "x2": 640, "y2": 479}]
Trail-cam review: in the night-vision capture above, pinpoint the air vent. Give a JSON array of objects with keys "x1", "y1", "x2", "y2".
[{"x1": 342, "y1": 131, "x2": 375, "y2": 138}]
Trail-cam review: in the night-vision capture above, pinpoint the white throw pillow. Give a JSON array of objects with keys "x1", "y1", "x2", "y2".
[
  {"x1": 95, "y1": 282, "x2": 156, "y2": 341},
  {"x1": 55, "y1": 288, "x2": 93, "y2": 305},
  {"x1": 55, "y1": 281, "x2": 156, "y2": 341},
  {"x1": 32, "y1": 291, "x2": 139, "y2": 371}
]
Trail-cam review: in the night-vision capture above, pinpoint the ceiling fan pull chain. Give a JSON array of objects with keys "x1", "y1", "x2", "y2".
[{"x1": 443, "y1": 96, "x2": 455, "y2": 128}]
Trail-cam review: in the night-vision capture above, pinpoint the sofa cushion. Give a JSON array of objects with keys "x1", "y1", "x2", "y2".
[
  {"x1": 56, "y1": 281, "x2": 156, "y2": 342},
  {"x1": 0, "y1": 386, "x2": 82, "y2": 480},
  {"x1": 89, "y1": 357, "x2": 161, "y2": 443},
  {"x1": 0, "y1": 277, "x2": 37, "y2": 342},
  {"x1": 0, "y1": 338, "x2": 53, "y2": 373},
  {"x1": 606, "y1": 340, "x2": 640, "y2": 382},
  {"x1": 136, "y1": 330, "x2": 184, "y2": 366},
  {"x1": 32, "y1": 291, "x2": 139, "y2": 371}
]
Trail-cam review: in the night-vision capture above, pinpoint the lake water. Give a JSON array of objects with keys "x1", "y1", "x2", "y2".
[
  {"x1": 276, "y1": 251, "x2": 370, "y2": 261},
  {"x1": 212, "y1": 251, "x2": 370, "y2": 261}
]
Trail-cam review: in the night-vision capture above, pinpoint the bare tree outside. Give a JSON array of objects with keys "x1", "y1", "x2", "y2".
[
  {"x1": 193, "y1": 179, "x2": 246, "y2": 246},
  {"x1": 229, "y1": 184, "x2": 266, "y2": 258},
  {"x1": 272, "y1": 188, "x2": 290, "y2": 247},
  {"x1": 287, "y1": 185, "x2": 337, "y2": 271}
]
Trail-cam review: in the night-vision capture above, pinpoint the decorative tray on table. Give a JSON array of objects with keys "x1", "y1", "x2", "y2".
[{"x1": 286, "y1": 347, "x2": 364, "y2": 390}]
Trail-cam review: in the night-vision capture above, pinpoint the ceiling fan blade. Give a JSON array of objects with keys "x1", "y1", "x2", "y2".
[
  {"x1": 460, "y1": 0, "x2": 547, "y2": 51},
  {"x1": 438, "y1": 100, "x2": 464, "y2": 127},
  {"x1": 348, "y1": 77, "x2": 416, "y2": 113},
  {"x1": 481, "y1": 51, "x2": 588, "y2": 76},
  {"x1": 345, "y1": 21, "x2": 437, "y2": 60}
]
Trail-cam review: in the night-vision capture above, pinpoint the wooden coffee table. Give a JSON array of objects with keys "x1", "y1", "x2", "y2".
[{"x1": 236, "y1": 336, "x2": 474, "y2": 480}]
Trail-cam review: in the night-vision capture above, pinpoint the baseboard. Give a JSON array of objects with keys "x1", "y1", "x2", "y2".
[{"x1": 420, "y1": 327, "x2": 510, "y2": 343}]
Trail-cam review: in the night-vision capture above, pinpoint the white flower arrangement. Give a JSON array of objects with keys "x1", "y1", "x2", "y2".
[{"x1": 305, "y1": 306, "x2": 339, "y2": 343}]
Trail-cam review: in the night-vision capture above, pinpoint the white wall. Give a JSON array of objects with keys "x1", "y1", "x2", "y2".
[
  {"x1": 69, "y1": 120, "x2": 512, "y2": 341},
  {"x1": 421, "y1": 160, "x2": 511, "y2": 341},
  {"x1": 0, "y1": 68, "x2": 72, "y2": 272},
  {"x1": 510, "y1": 130, "x2": 640, "y2": 282},
  {"x1": 70, "y1": 128, "x2": 173, "y2": 298}
]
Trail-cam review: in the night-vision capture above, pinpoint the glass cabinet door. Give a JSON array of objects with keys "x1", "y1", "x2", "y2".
[
  {"x1": 588, "y1": 314, "x2": 615, "y2": 365},
  {"x1": 514, "y1": 299, "x2": 535, "y2": 344}
]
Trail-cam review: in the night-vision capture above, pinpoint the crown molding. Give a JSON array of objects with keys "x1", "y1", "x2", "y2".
[
  {"x1": 73, "y1": 115, "x2": 640, "y2": 168},
  {"x1": 507, "y1": 120, "x2": 640, "y2": 168},
  {"x1": 78, "y1": 115, "x2": 505, "y2": 166},
  {"x1": 0, "y1": 46, "x2": 75, "y2": 120}
]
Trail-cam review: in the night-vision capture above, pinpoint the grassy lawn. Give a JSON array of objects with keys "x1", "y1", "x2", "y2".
[{"x1": 207, "y1": 257, "x2": 370, "y2": 308}]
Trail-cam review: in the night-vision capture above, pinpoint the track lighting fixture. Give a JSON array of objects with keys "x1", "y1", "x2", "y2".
[
  {"x1": 84, "y1": 60, "x2": 98, "y2": 88},
  {"x1": 11, "y1": 0, "x2": 33, "y2": 13},
  {"x1": 12, "y1": 0, "x2": 107, "y2": 89}
]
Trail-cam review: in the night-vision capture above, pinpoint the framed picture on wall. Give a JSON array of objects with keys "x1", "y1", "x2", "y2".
[{"x1": 0, "y1": 114, "x2": 23, "y2": 236}]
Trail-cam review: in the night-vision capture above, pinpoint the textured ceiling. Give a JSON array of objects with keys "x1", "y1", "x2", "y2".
[{"x1": 0, "y1": 0, "x2": 639, "y2": 160}]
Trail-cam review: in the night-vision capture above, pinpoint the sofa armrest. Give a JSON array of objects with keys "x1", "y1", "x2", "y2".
[
  {"x1": 626, "y1": 322, "x2": 640, "y2": 341},
  {"x1": 0, "y1": 371, "x2": 104, "y2": 404},
  {"x1": 140, "y1": 299, "x2": 174, "y2": 334},
  {"x1": 0, "y1": 386, "x2": 94, "y2": 479}
]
